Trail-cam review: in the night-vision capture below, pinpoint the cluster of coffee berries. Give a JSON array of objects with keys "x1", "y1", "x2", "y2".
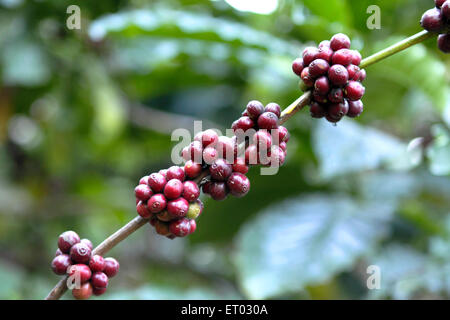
[
  {"x1": 421, "y1": 0, "x2": 450, "y2": 53},
  {"x1": 51, "y1": 231, "x2": 120, "y2": 299},
  {"x1": 292, "y1": 33, "x2": 366, "y2": 123},
  {"x1": 135, "y1": 165, "x2": 203, "y2": 238}
]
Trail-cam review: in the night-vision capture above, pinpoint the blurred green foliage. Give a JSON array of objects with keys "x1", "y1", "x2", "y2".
[{"x1": 0, "y1": 0, "x2": 449, "y2": 300}]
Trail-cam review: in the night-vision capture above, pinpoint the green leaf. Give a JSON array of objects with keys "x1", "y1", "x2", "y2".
[
  {"x1": 233, "y1": 194, "x2": 395, "y2": 299},
  {"x1": 312, "y1": 119, "x2": 410, "y2": 179}
]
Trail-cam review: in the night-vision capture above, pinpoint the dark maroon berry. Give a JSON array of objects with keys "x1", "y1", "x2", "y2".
[
  {"x1": 253, "y1": 130, "x2": 272, "y2": 151},
  {"x1": 308, "y1": 59, "x2": 330, "y2": 77},
  {"x1": 136, "y1": 200, "x2": 152, "y2": 219},
  {"x1": 316, "y1": 46, "x2": 334, "y2": 62},
  {"x1": 268, "y1": 145, "x2": 286, "y2": 167},
  {"x1": 215, "y1": 136, "x2": 236, "y2": 160},
  {"x1": 89, "y1": 255, "x2": 105, "y2": 273},
  {"x1": 210, "y1": 158, "x2": 232, "y2": 181},
  {"x1": 202, "y1": 181, "x2": 213, "y2": 194},
  {"x1": 139, "y1": 176, "x2": 149, "y2": 185},
  {"x1": 135, "y1": 184, "x2": 153, "y2": 201},
  {"x1": 279, "y1": 141, "x2": 287, "y2": 152},
  {"x1": 258, "y1": 112, "x2": 279, "y2": 130},
  {"x1": 67, "y1": 264, "x2": 92, "y2": 283},
  {"x1": 353, "y1": 69, "x2": 366, "y2": 82},
  {"x1": 420, "y1": 8, "x2": 444, "y2": 32},
  {"x1": 51, "y1": 254, "x2": 72, "y2": 275},
  {"x1": 328, "y1": 100, "x2": 349, "y2": 119},
  {"x1": 203, "y1": 146, "x2": 218, "y2": 164},
  {"x1": 344, "y1": 81, "x2": 365, "y2": 101},
  {"x1": 209, "y1": 182, "x2": 229, "y2": 201},
  {"x1": 347, "y1": 100, "x2": 364, "y2": 118},
  {"x1": 232, "y1": 157, "x2": 249, "y2": 174},
  {"x1": 232, "y1": 116, "x2": 254, "y2": 132},
  {"x1": 169, "y1": 218, "x2": 191, "y2": 237},
  {"x1": 58, "y1": 231, "x2": 80, "y2": 253},
  {"x1": 277, "y1": 126, "x2": 289, "y2": 143},
  {"x1": 147, "y1": 194, "x2": 167, "y2": 214},
  {"x1": 314, "y1": 76, "x2": 330, "y2": 95},
  {"x1": 55, "y1": 248, "x2": 63, "y2": 256},
  {"x1": 442, "y1": 1, "x2": 450, "y2": 19},
  {"x1": 72, "y1": 282, "x2": 93, "y2": 300},
  {"x1": 93, "y1": 287, "x2": 107, "y2": 296},
  {"x1": 330, "y1": 33, "x2": 351, "y2": 51},
  {"x1": 265, "y1": 103, "x2": 281, "y2": 118},
  {"x1": 245, "y1": 144, "x2": 259, "y2": 165},
  {"x1": 154, "y1": 220, "x2": 171, "y2": 236},
  {"x1": 438, "y1": 33, "x2": 450, "y2": 53},
  {"x1": 436, "y1": 0, "x2": 446, "y2": 7},
  {"x1": 186, "y1": 199, "x2": 203, "y2": 219},
  {"x1": 325, "y1": 114, "x2": 342, "y2": 123},
  {"x1": 349, "y1": 50, "x2": 362, "y2": 66},
  {"x1": 166, "y1": 166, "x2": 185, "y2": 181},
  {"x1": 332, "y1": 49, "x2": 353, "y2": 66},
  {"x1": 167, "y1": 197, "x2": 189, "y2": 218},
  {"x1": 292, "y1": 58, "x2": 304, "y2": 76},
  {"x1": 182, "y1": 181, "x2": 200, "y2": 202},
  {"x1": 189, "y1": 220, "x2": 197, "y2": 234},
  {"x1": 184, "y1": 160, "x2": 202, "y2": 178},
  {"x1": 103, "y1": 257, "x2": 120, "y2": 278},
  {"x1": 312, "y1": 92, "x2": 328, "y2": 104},
  {"x1": 70, "y1": 242, "x2": 92, "y2": 264},
  {"x1": 91, "y1": 272, "x2": 109, "y2": 288},
  {"x1": 156, "y1": 210, "x2": 172, "y2": 222},
  {"x1": 328, "y1": 64, "x2": 349, "y2": 86},
  {"x1": 148, "y1": 173, "x2": 167, "y2": 192},
  {"x1": 346, "y1": 64, "x2": 360, "y2": 79},
  {"x1": 328, "y1": 88, "x2": 344, "y2": 103},
  {"x1": 164, "y1": 179, "x2": 184, "y2": 200},
  {"x1": 300, "y1": 67, "x2": 314, "y2": 87},
  {"x1": 187, "y1": 141, "x2": 204, "y2": 163},
  {"x1": 246, "y1": 100, "x2": 265, "y2": 120},
  {"x1": 194, "y1": 129, "x2": 219, "y2": 148},
  {"x1": 310, "y1": 102, "x2": 326, "y2": 118},
  {"x1": 227, "y1": 172, "x2": 250, "y2": 198},
  {"x1": 302, "y1": 47, "x2": 319, "y2": 66}
]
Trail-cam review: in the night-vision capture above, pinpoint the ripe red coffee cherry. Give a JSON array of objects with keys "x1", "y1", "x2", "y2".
[
  {"x1": 277, "y1": 126, "x2": 289, "y2": 142},
  {"x1": 58, "y1": 231, "x2": 80, "y2": 253},
  {"x1": 139, "y1": 176, "x2": 149, "y2": 185},
  {"x1": 103, "y1": 257, "x2": 120, "y2": 278},
  {"x1": 308, "y1": 59, "x2": 330, "y2": 77},
  {"x1": 265, "y1": 103, "x2": 281, "y2": 118},
  {"x1": 136, "y1": 200, "x2": 152, "y2": 219},
  {"x1": 135, "y1": 184, "x2": 153, "y2": 201},
  {"x1": 325, "y1": 114, "x2": 342, "y2": 123},
  {"x1": 330, "y1": 33, "x2": 351, "y2": 51},
  {"x1": 347, "y1": 100, "x2": 364, "y2": 117},
  {"x1": 186, "y1": 141, "x2": 203, "y2": 162},
  {"x1": 91, "y1": 272, "x2": 109, "y2": 288},
  {"x1": 300, "y1": 67, "x2": 314, "y2": 87},
  {"x1": 93, "y1": 287, "x2": 107, "y2": 296},
  {"x1": 209, "y1": 182, "x2": 229, "y2": 201},
  {"x1": 89, "y1": 255, "x2": 105, "y2": 273},
  {"x1": 316, "y1": 46, "x2": 334, "y2": 62},
  {"x1": 302, "y1": 46, "x2": 319, "y2": 66},
  {"x1": 70, "y1": 242, "x2": 92, "y2": 264},
  {"x1": 253, "y1": 130, "x2": 272, "y2": 151},
  {"x1": 166, "y1": 166, "x2": 185, "y2": 181},
  {"x1": 332, "y1": 49, "x2": 353, "y2": 66},
  {"x1": 182, "y1": 181, "x2": 200, "y2": 202},
  {"x1": 346, "y1": 64, "x2": 360, "y2": 79},
  {"x1": 314, "y1": 76, "x2": 330, "y2": 95},
  {"x1": 232, "y1": 157, "x2": 249, "y2": 174},
  {"x1": 227, "y1": 172, "x2": 250, "y2": 198},
  {"x1": 328, "y1": 100, "x2": 349, "y2": 119},
  {"x1": 169, "y1": 218, "x2": 191, "y2": 237},
  {"x1": 268, "y1": 145, "x2": 286, "y2": 167},
  {"x1": 67, "y1": 264, "x2": 92, "y2": 283},
  {"x1": 51, "y1": 254, "x2": 72, "y2": 275},
  {"x1": 312, "y1": 92, "x2": 328, "y2": 104},
  {"x1": 245, "y1": 144, "x2": 259, "y2": 165},
  {"x1": 279, "y1": 141, "x2": 287, "y2": 152},
  {"x1": 186, "y1": 199, "x2": 203, "y2": 219},
  {"x1": 147, "y1": 194, "x2": 167, "y2": 214},
  {"x1": 210, "y1": 158, "x2": 233, "y2": 181},
  {"x1": 167, "y1": 197, "x2": 189, "y2": 218},
  {"x1": 420, "y1": 8, "x2": 444, "y2": 32},
  {"x1": 349, "y1": 50, "x2": 362, "y2": 66},
  {"x1": 72, "y1": 282, "x2": 93, "y2": 300},
  {"x1": 328, "y1": 64, "x2": 349, "y2": 86},
  {"x1": 435, "y1": 0, "x2": 446, "y2": 7},
  {"x1": 158, "y1": 169, "x2": 167, "y2": 179},
  {"x1": 232, "y1": 116, "x2": 254, "y2": 132},
  {"x1": 246, "y1": 100, "x2": 265, "y2": 120},
  {"x1": 184, "y1": 160, "x2": 202, "y2": 178},
  {"x1": 438, "y1": 34, "x2": 450, "y2": 53},
  {"x1": 353, "y1": 69, "x2": 366, "y2": 82},
  {"x1": 292, "y1": 58, "x2": 304, "y2": 76},
  {"x1": 344, "y1": 81, "x2": 365, "y2": 101},
  {"x1": 164, "y1": 179, "x2": 184, "y2": 199},
  {"x1": 203, "y1": 146, "x2": 218, "y2": 164},
  {"x1": 328, "y1": 88, "x2": 344, "y2": 103},
  {"x1": 194, "y1": 129, "x2": 219, "y2": 148},
  {"x1": 310, "y1": 102, "x2": 326, "y2": 118},
  {"x1": 55, "y1": 248, "x2": 63, "y2": 256},
  {"x1": 148, "y1": 173, "x2": 167, "y2": 192},
  {"x1": 216, "y1": 136, "x2": 236, "y2": 160},
  {"x1": 258, "y1": 112, "x2": 279, "y2": 130},
  {"x1": 189, "y1": 220, "x2": 197, "y2": 234},
  {"x1": 442, "y1": 1, "x2": 450, "y2": 18},
  {"x1": 80, "y1": 239, "x2": 93, "y2": 251}
]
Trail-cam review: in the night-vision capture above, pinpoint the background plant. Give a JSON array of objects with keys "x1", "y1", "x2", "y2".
[{"x1": 0, "y1": 0, "x2": 449, "y2": 299}]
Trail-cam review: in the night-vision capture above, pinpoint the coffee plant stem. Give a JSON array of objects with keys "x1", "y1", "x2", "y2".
[{"x1": 44, "y1": 29, "x2": 436, "y2": 301}]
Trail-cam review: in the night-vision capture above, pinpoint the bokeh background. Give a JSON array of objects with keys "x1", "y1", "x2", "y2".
[{"x1": 0, "y1": 0, "x2": 449, "y2": 300}]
